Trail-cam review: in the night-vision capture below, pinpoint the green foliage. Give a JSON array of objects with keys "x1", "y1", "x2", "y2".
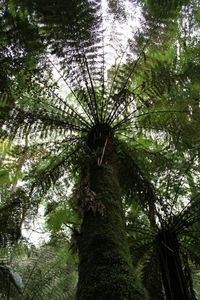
[
  {"x1": 46, "y1": 200, "x2": 79, "y2": 235},
  {"x1": 143, "y1": 0, "x2": 189, "y2": 19},
  {"x1": 11, "y1": 0, "x2": 99, "y2": 52},
  {"x1": 0, "y1": 241, "x2": 77, "y2": 300}
]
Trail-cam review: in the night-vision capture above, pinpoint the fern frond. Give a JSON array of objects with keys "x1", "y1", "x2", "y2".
[{"x1": 28, "y1": 142, "x2": 83, "y2": 198}]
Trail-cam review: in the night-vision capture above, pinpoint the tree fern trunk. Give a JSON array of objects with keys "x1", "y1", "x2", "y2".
[
  {"x1": 76, "y1": 126, "x2": 141, "y2": 300},
  {"x1": 157, "y1": 229, "x2": 190, "y2": 300}
]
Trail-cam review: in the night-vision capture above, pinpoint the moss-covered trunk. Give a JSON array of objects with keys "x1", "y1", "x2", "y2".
[{"x1": 76, "y1": 125, "x2": 140, "y2": 300}]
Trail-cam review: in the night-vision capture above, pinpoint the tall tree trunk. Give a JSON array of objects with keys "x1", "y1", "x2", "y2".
[
  {"x1": 76, "y1": 124, "x2": 141, "y2": 300},
  {"x1": 157, "y1": 228, "x2": 190, "y2": 300}
]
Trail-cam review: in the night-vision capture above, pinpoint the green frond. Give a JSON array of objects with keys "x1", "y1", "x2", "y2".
[
  {"x1": 27, "y1": 142, "x2": 83, "y2": 198},
  {"x1": 0, "y1": 188, "x2": 29, "y2": 246},
  {"x1": 143, "y1": 0, "x2": 189, "y2": 20},
  {"x1": 0, "y1": 242, "x2": 77, "y2": 300},
  {"x1": 117, "y1": 140, "x2": 159, "y2": 216}
]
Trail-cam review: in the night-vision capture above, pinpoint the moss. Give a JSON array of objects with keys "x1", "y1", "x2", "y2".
[{"x1": 76, "y1": 161, "x2": 142, "y2": 299}]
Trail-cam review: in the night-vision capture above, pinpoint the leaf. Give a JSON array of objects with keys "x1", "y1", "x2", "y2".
[{"x1": 0, "y1": 169, "x2": 10, "y2": 185}]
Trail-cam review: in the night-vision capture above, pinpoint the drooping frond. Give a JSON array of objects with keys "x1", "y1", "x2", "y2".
[
  {"x1": 0, "y1": 188, "x2": 29, "y2": 246},
  {"x1": 0, "y1": 242, "x2": 77, "y2": 300},
  {"x1": 27, "y1": 141, "x2": 83, "y2": 198}
]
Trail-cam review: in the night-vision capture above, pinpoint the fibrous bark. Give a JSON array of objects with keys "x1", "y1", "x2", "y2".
[
  {"x1": 76, "y1": 124, "x2": 141, "y2": 300},
  {"x1": 157, "y1": 228, "x2": 190, "y2": 300}
]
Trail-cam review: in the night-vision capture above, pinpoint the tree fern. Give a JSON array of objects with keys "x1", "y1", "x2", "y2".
[{"x1": 0, "y1": 0, "x2": 200, "y2": 298}]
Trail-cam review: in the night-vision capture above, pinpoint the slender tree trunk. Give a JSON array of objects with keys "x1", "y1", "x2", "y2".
[
  {"x1": 76, "y1": 125, "x2": 141, "y2": 300},
  {"x1": 157, "y1": 228, "x2": 190, "y2": 300}
]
